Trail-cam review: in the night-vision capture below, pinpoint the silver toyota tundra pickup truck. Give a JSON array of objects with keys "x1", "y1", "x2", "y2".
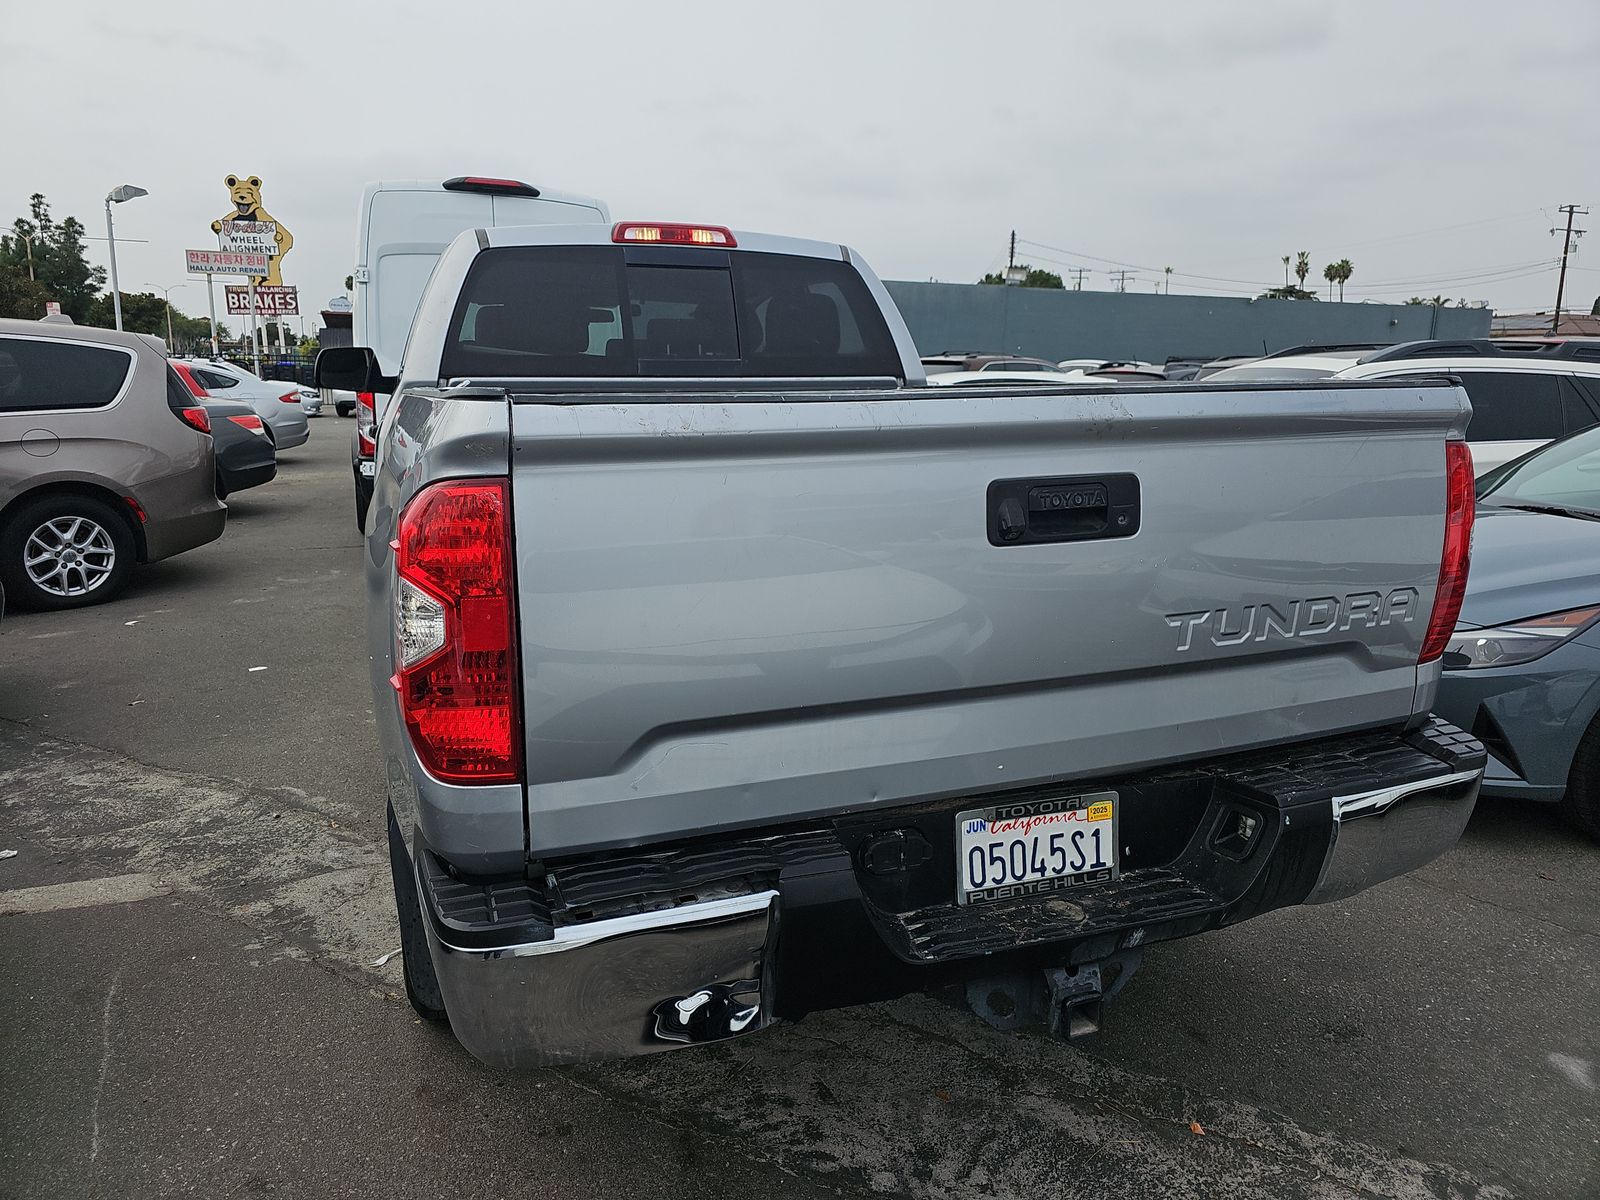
[{"x1": 318, "y1": 220, "x2": 1484, "y2": 1068}]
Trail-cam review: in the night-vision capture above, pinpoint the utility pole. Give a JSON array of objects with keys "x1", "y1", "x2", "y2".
[
  {"x1": 1008, "y1": 230, "x2": 1016, "y2": 270},
  {"x1": 1111, "y1": 269, "x2": 1132, "y2": 293},
  {"x1": 1070, "y1": 268, "x2": 1089, "y2": 291},
  {"x1": 1551, "y1": 204, "x2": 1588, "y2": 335}
]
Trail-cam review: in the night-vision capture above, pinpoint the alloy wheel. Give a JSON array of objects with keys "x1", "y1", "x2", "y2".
[{"x1": 24, "y1": 515, "x2": 117, "y2": 598}]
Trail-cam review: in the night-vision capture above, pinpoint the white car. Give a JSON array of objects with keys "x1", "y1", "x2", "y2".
[
  {"x1": 1205, "y1": 340, "x2": 1600, "y2": 475},
  {"x1": 1335, "y1": 343, "x2": 1600, "y2": 474},
  {"x1": 1200, "y1": 347, "x2": 1378, "y2": 383},
  {"x1": 925, "y1": 369, "x2": 1155, "y2": 387},
  {"x1": 177, "y1": 359, "x2": 310, "y2": 450}
]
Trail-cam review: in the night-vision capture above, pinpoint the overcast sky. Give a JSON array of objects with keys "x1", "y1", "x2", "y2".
[{"x1": 6, "y1": 0, "x2": 1599, "y2": 325}]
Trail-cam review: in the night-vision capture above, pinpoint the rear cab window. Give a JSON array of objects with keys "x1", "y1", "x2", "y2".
[
  {"x1": 441, "y1": 246, "x2": 903, "y2": 379},
  {"x1": 0, "y1": 336, "x2": 134, "y2": 413}
]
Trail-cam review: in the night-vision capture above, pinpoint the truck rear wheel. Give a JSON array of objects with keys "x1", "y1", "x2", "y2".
[{"x1": 387, "y1": 804, "x2": 449, "y2": 1022}]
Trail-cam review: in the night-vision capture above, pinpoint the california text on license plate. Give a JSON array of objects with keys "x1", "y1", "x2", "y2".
[{"x1": 956, "y1": 791, "x2": 1118, "y2": 905}]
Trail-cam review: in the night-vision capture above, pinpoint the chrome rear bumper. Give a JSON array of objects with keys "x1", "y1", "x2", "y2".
[
  {"x1": 416, "y1": 721, "x2": 1483, "y2": 1068},
  {"x1": 1304, "y1": 767, "x2": 1481, "y2": 904},
  {"x1": 422, "y1": 885, "x2": 778, "y2": 1069}
]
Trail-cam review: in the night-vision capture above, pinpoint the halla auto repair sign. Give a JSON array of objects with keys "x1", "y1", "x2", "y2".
[{"x1": 225, "y1": 286, "x2": 299, "y2": 316}]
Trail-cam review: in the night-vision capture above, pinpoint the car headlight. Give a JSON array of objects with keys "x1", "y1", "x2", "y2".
[{"x1": 1443, "y1": 604, "x2": 1600, "y2": 669}]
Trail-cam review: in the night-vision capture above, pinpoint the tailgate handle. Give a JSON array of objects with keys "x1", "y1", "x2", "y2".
[{"x1": 988, "y1": 474, "x2": 1141, "y2": 546}]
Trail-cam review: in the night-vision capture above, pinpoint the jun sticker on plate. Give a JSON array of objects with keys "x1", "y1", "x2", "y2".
[{"x1": 956, "y1": 790, "x2": 1118, "y2": 905}]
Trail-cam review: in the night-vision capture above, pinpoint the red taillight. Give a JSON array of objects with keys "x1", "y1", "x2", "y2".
[
  {"x1": 176, "y1": 368, "x2": 207, "y2": 398},
  {"x1": 228, "y1": 414, "x2": 266, "y2": 434},
  {"x1": 612, "y1": 222, "x2": 737, "y2": 248},
  {"x1": 357, "y1": 392, "x2": 377, "y2": 458},
  {"x1": 393, "y1": 478, "x2": 520, "y2": 783},
  {"x1": 279, "y1": 391, "x2": 301, "y2": 404},
  {"x1": 1420, "y1": 440, "x2": 1475, "y2": 663},
  {"x1": 178, "y1": 406, "x2": 211, "y2": 434}
]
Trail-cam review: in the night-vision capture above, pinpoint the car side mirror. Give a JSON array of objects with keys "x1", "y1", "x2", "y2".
[{"x1": 315, "y1": 346, "x2": 397, "y2": 395}]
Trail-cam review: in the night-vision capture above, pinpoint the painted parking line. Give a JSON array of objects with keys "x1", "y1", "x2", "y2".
[{"x1": 0, "y1": 873, "x2": 169, "y2": 917}]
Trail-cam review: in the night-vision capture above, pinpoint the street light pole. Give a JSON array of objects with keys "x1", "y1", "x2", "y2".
[
  {"x1": 103, "y1": 184, "x2": 148, "y2": 332},
  {"x1": 19, "y1": 233, "x2": 34, "y2": 281},
  {"x1": 105, "y1": 199, "x2": 122, "y2": 330},
  {"x1": 153, "y1": 284, "x2": 187, "y2": 350}
]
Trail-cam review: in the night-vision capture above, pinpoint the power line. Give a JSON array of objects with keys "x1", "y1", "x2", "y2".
[
  {"x1": 1351, "y1": 258, "x2": 1556, "y2": 288},
  {"x1": 1017, "y1": 237, "x2": 1266, "y2": 287},
  {"x1": 1019, "y1": 247, "x2": 1264, "y2": 295}
]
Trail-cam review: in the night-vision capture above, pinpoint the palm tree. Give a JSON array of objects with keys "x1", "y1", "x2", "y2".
[
  {"x1": 1335, "y1": 258, "x2": 1354, "y2": 302},
  {"x1": 1323, "y1": 262, "x2": 1338, "y2": 300},
  {"x1": 1294, "y1": 251, "x2": 1311, "y2": 289},
  {"x1": 1281, "y1": 255, "x2": 1291, "y2": 287},
  {"x1": 1163, "y1": 266, "x2": 1172, "y2": 295}
]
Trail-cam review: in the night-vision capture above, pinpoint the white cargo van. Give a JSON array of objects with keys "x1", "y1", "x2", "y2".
[{"x1": 345, "y1": 176, "x2": 609, "y2": 526}]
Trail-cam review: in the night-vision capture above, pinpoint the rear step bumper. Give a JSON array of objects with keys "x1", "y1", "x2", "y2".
[{"x1": 418, "y1": 718, "x2": 1483, "y2": 1067}]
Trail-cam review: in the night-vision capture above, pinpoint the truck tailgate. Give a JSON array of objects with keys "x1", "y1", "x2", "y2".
[{"x1": 509, "y1": 382, "x2": 1466, "y2": 855}]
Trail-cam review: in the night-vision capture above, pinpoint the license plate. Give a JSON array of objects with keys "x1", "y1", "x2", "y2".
[
  {"x1": 956, "y1": 790, "x2": 1118, "y2": 905},
  {"x1": 358, "y1": 460, "x2": 376, "y2": 477}
]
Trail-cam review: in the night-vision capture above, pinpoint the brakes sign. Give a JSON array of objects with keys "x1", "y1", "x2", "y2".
[{"x1": 225, "y1": 286, "x2": 299, "y2": 316}]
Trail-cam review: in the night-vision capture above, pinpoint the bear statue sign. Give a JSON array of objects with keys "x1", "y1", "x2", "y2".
[{"x1": 210, "y1": 174, "x2": 293, "y2": 286}]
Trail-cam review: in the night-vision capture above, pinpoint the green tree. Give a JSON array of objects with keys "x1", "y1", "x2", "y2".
[
  {"x1": 1406, "y1": 296, "x2": 1453, "y2": 307},
  {"x1": 1590, "y1": 294, "x2": 1599, "y2": 316},
  {"x1": 1323, "y1": 262, "x2": 1338, "y2": 300},
  {"x1": 1294, "y1": 251, "x2": 1311, "y2": 289},
  {"x1": 1334, "y1": 258, "x2": 1353, "y2": 302},
  {"x1": 0, "y1": 194, "x2": 106, "y2": 322},
  {"x1": 84, "y1": 291, "x2": 221, "y2": 352},
  {"x1": 0, "y1": 262, "x2": 52, "y2": 319},
  {"x1": 1259, "y1": 285, "x2": 1319, "y2": 301},
  {"x1": 1281, "y1": 255, "x2": 1291, "y2": 287},
  {"x1": 977, "y1": 265, "x2": 1065, "y2": 289}
]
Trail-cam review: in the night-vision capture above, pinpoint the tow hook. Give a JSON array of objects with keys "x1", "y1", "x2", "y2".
[{"x1": 965, "y1": 946, "x2": 1145, "y2": 1040}]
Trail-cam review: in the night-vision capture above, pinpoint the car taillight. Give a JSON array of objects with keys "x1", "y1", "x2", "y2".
[
  {"x1": 1420, "y1": 440, "x2": 1475, "y2": 663},
  {"x1": 612, "y1": 222, "x2": 737, "y2": 247},
  {"x1": 178, "y1": 406, "x2": 211, "y2": 434},
  {"x1": 392, "y1": 478, "x2": 520, "y2": 783},
  {"x1": 228, "y1": 414, "x2": 266, "y2": 435},
  {"x1": 357, "y1": 392, "x2": 376, "y2": 458},
  {"x1": 279, "y1": 391, "x2": 301, "y2": 404}
]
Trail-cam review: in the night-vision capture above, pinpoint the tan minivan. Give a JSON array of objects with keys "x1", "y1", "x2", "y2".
[{"x1": 0, "y1": 318, "x2": 226, "y2": 609}]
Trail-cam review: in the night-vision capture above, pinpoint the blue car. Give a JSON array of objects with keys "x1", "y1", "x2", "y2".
[{"x1": 1434, "y1": 426, "x2": 1600, "y2": 840}]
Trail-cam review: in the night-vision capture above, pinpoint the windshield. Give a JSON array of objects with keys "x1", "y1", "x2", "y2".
[{"x1": 1479, "y1": 426, "x2": 1600, "y2": 515}]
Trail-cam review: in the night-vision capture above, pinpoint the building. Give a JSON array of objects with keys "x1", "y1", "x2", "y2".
[{"x1": 1490, "y1": 311, "x2": 1600, "y2": 338}]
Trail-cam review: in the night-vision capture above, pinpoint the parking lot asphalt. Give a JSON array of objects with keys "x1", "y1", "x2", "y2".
[{"x1": 1, "y1": 418, "x2": 1596, "y2": 1200}]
